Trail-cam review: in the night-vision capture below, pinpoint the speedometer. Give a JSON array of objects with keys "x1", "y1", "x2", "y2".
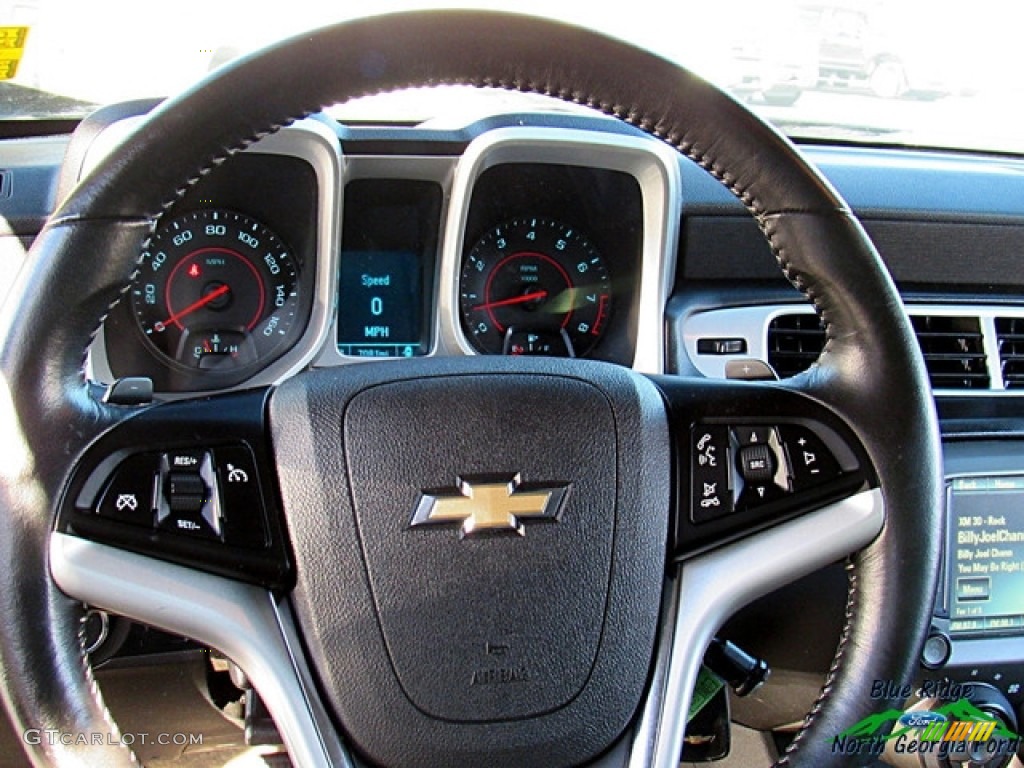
[
  {"x1": 130, "y1": 210, "x2": 301, "y2": 371},
  {"x1": 459, "y1": 217, "x2": 612, "y2": 356}
]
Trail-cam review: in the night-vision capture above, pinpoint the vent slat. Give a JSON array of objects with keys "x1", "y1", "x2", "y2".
[
  {"x1": 996, "y1": 317, "x2": 1024, "y2": 389},
  {"x1": 917, "y1": 354, "x2": 987, "y2": 363},
  {"x1": 909, "y1": 315, "x2": 987, "y2": 389},
  {"x1": 766, "y1": 315, "x2": 825, "y2": 378},
  {"x1": 768, "y1": 313, "x2": 992, "y2": 389}
]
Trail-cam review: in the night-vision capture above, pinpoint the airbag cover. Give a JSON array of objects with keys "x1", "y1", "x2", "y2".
[{"x1": 346, "y1": 374, "x2": 612, "y2": 720}]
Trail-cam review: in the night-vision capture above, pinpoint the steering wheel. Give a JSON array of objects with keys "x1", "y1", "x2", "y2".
[{"x1": 0, "y1": 11, "x2": 942, "y2": 767}]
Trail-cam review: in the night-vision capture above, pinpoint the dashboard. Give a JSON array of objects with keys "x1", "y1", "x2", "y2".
[{"x1": 3, "y1": 92, "x2": 1024, "y2": 765}]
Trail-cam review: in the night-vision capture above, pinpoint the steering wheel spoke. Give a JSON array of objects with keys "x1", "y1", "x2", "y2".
[
  {"x1": 633, "y1": 487, "x2": 884, "y2": 768},
  {"x1": 624, "y1": 375, "x2": 885, "y2": 767},
  {"x1": 652, "y1": 375, "x2": 877, "y2": 558},
  {"x1": 49, "y1": 533, "x2": 347, "y2": 767},
  {"x1": 55, "y1": 388, "x2": 291, "y2": 587}
]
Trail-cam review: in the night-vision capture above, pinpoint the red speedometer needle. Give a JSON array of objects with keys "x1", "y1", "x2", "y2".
[
  {"x1": 472, "y1": 290, "x2": 548, "y2": 311},
  {"x1": 157, "y1": 284, "x2": 230, "y2": 330}
]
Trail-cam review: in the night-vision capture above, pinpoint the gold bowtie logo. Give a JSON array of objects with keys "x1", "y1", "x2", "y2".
[{"x1": 409, "y1": 474, "x2": 567, "y2": 538}]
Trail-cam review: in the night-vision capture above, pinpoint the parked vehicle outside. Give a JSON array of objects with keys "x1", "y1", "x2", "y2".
[{"x1": 803, "y1": 1, "x2": 966, "y2": 100}]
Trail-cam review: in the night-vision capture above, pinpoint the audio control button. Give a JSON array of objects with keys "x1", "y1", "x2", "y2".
[{"x1": 778, "y1": 426, "x2": 841, "y2": 490}]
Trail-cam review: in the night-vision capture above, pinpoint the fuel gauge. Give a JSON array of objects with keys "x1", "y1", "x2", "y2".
[{"x1": 177, "y1": 330, "x2": 256, "y2": 370}]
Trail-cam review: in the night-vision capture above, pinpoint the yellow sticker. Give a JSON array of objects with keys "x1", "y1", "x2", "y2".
[{"x1": 0, "y1": 27, "x2": 29, "y2": 80}]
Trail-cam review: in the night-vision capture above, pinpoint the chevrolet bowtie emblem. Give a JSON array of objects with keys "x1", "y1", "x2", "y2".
[{"x1": 409, "y1": 474, "x2": 568, "y2": 538}]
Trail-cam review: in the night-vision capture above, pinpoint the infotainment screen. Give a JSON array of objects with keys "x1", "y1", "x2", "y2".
[{"x1": 947, "y1": 476, "x2": 1024, "y2": 634}]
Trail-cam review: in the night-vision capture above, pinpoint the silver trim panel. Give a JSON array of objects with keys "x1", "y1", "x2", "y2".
[
  {"x1": 683, "y1": 303, "x2": 1024, "y2": 395},
  {"x1": 87, "y1": 119, "x2": 682, "y2": 391},
  {"x1": 437, "y1": 127, "x2": 681, "y2": 374},
  {"x1": 50, "y1": 533, "x2": 350, "y2": 768},
  {"x1": 85, "y1": 118, "x2": 344, "y2": 394},
  {"x1": 633, "y1": 488, "x2": 885, "y2": 768}
]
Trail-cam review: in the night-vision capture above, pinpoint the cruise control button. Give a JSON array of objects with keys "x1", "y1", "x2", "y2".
[
  {"x1": 158, "y1": 451, "x2": 223, "y2": 540},
  {"x1": 164, "y1": 471, "x2": 207, "y2": 513},
  {"x1": 165, "y1": 449, "x2": 205, "y2": 471},
  {"x1": 162, "y1": 510, "x2": 220, "y2": 540},
  {"x1": 97, "y1": 454, "x2": 159, "y2": 526},
  {"x1": 777, "y1": 425, "x2": 841, "y2": 490},
  {"x1": 213, "y1": 444, "x2": 270, "y2": 549},
  {"x1": 691, "y1": 426, "x2": 733, "y2": 523}
]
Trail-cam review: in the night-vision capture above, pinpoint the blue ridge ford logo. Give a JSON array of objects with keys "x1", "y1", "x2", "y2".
[{"x1": 898, "y1": 711, "x2": 947, "y2": 729}]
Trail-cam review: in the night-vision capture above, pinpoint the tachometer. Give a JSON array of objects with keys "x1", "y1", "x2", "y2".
[
  {"x1": 459, "y1": 217, "x2": 611, "y2": 356},
  {"x1": 130, "y1": 210, "x2": 300, "y2": 371}
]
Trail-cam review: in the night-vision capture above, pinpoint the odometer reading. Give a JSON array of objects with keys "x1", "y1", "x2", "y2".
[
  {"x1": 130, "y1": 210, "x2": 300, "y2": 371},
  {"x1": 459, "y1": 217, "x2": 611, "y2": 356}
]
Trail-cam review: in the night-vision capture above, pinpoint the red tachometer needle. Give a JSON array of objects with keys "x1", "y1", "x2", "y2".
[
  {"x1": 156, "y1": 283, "x2": 230, "y2": 330},
  {"x1": 472, "y1": 290, "x2": 548, "y2": 311}
]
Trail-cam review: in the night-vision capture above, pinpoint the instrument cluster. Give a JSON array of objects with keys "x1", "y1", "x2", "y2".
[{"x1": 95, "y1": 119, "x2": 679, "y2": 393}]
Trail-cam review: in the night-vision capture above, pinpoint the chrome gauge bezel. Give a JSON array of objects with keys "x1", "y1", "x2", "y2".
[
  {"x1": 438, "y1": 127, "x2": 681, "y2": 374},
  {"x1": 87, "y1": 119, "x2": 342, "y2": 395},
  {"x1": 89, "y1": 120, "x2": 680, "y2": 393}
]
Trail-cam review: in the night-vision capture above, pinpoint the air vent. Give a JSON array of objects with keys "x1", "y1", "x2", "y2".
[
  {"x1": 766, "y1": 314, "x2": 826, "y2": 377},
  {"x1": 996, "y1": 317, "x2": 1024, "y2": 389},
  {"x1": 767, "y1": 312, "x2": 989, "y2": 389},
  {"x1": 910, "y1": 315, "x2": 989, "y2": 390}
]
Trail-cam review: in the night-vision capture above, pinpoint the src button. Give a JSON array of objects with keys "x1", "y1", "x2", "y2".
[
  {"x1": 738, "y1": 443, "x2": 774, "y2": 484},
  {"x1": 732, "y1": 425, "x2": 789, "y2": 509}
]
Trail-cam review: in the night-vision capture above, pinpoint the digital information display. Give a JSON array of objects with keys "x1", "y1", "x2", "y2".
[
  {"x1": 947, "y1": 476, "x2": 1024, "y2": 635},
  {"x1": 337, "y1": 250, "x2": 425, "y2": 358}
]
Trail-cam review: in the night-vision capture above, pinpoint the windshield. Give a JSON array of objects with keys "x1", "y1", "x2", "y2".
[{"x1": 3, "y1": 0, "x2": 1022, "y2": 155}]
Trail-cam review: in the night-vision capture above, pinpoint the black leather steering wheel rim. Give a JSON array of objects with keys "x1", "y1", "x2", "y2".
[{"x1": 0, "y1": 11, "x2": 942, "y2": 767}]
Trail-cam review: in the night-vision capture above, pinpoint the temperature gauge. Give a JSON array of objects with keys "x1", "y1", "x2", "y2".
[{"x1": 181, "y1": 330, "x2": 256, "y2": 370}]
